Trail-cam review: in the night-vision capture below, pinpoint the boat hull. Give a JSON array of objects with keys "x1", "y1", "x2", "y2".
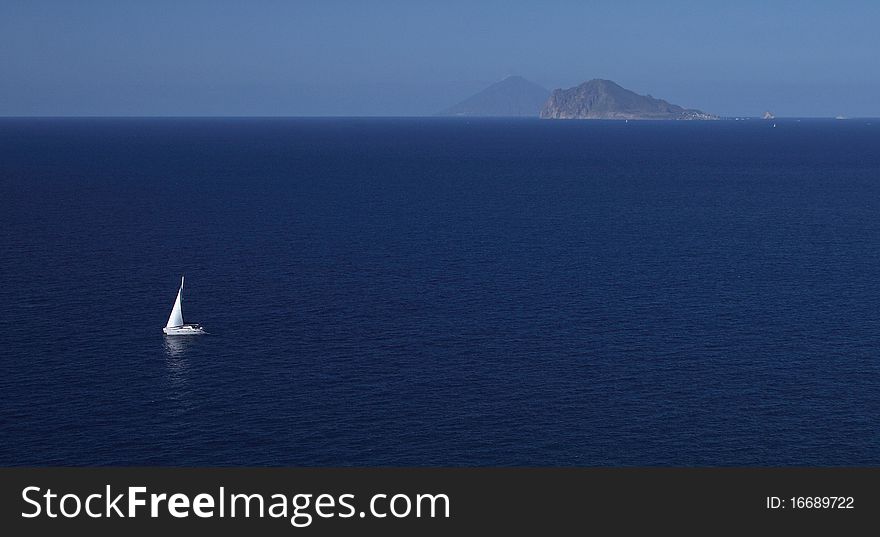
[{"x1": 163, "y1": 324, "x2": 206, "y2": 336}]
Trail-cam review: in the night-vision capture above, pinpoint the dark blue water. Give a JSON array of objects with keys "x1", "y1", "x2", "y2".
[{"x1": 2, "y1": 118, "x2": 880, "y2": 466}]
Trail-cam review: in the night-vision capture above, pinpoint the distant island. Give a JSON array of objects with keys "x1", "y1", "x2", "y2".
[
  {"x1": 541, "y1": 79, "x2": 717, "y2": 120},
  {"x1": 439, "y1": 77, "x2": 718, "y2": 120},
  {"x1": 437, "y1": 76, "x2": 550, "y2": 117}
]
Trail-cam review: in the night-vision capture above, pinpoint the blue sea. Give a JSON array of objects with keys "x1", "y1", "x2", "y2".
[{"x1": 1, "y1": 117, "x2": 879, "y2": 466}]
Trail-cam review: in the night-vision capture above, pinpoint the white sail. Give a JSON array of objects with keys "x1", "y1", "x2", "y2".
[{"x1": 165, "y1": 276, "x2": 184, "y2": 328}]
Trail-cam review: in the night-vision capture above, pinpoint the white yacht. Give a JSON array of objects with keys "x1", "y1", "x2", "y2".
[{"x1": 163, "y1": 276, "x2": 206, "y2": 335}]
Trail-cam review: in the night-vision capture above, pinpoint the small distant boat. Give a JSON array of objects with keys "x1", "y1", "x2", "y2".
[{"x1": 163, "y1": 276, "x2": 205, "y2": 335}]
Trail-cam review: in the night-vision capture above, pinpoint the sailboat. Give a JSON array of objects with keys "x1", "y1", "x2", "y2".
[{"x1": 163, "y1": 276, "x2": 206, "y2": 335}]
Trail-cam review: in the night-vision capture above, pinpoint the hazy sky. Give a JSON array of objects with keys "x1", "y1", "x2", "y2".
[{"x1": 2, "y1": 0, "x2": 878, "y2": 116}]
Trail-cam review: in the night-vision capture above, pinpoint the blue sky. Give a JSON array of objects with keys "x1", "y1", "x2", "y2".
[{"x1": 1, "y1": 0, "x2": 878, "y2": 116}]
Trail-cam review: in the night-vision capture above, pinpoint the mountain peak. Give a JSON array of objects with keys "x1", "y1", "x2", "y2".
[
  {"x1": 586, "y1": 78, "x2": 618, "y2": 86},
  {"x1": 438, "y1": 76, "x2": 550, "y2": 117}
]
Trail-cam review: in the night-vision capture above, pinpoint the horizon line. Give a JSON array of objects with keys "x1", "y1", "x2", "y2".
[{"x1": 1, "y1": 115, "x2": 878, "y2": 120}]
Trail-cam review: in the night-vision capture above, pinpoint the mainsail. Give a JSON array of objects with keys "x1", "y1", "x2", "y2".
[{"x1": 165, "y1": 276, "x2": 184, "y2": 328}]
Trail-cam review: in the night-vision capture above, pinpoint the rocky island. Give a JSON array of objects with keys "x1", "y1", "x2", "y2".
[{"x1": 540, "y1": 79, "x2": 717, "y2": 120}]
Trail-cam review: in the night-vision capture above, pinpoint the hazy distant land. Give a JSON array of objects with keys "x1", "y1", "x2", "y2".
[{"x1": 438, "y1": 76, "x2": 550, "y2": 117}]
